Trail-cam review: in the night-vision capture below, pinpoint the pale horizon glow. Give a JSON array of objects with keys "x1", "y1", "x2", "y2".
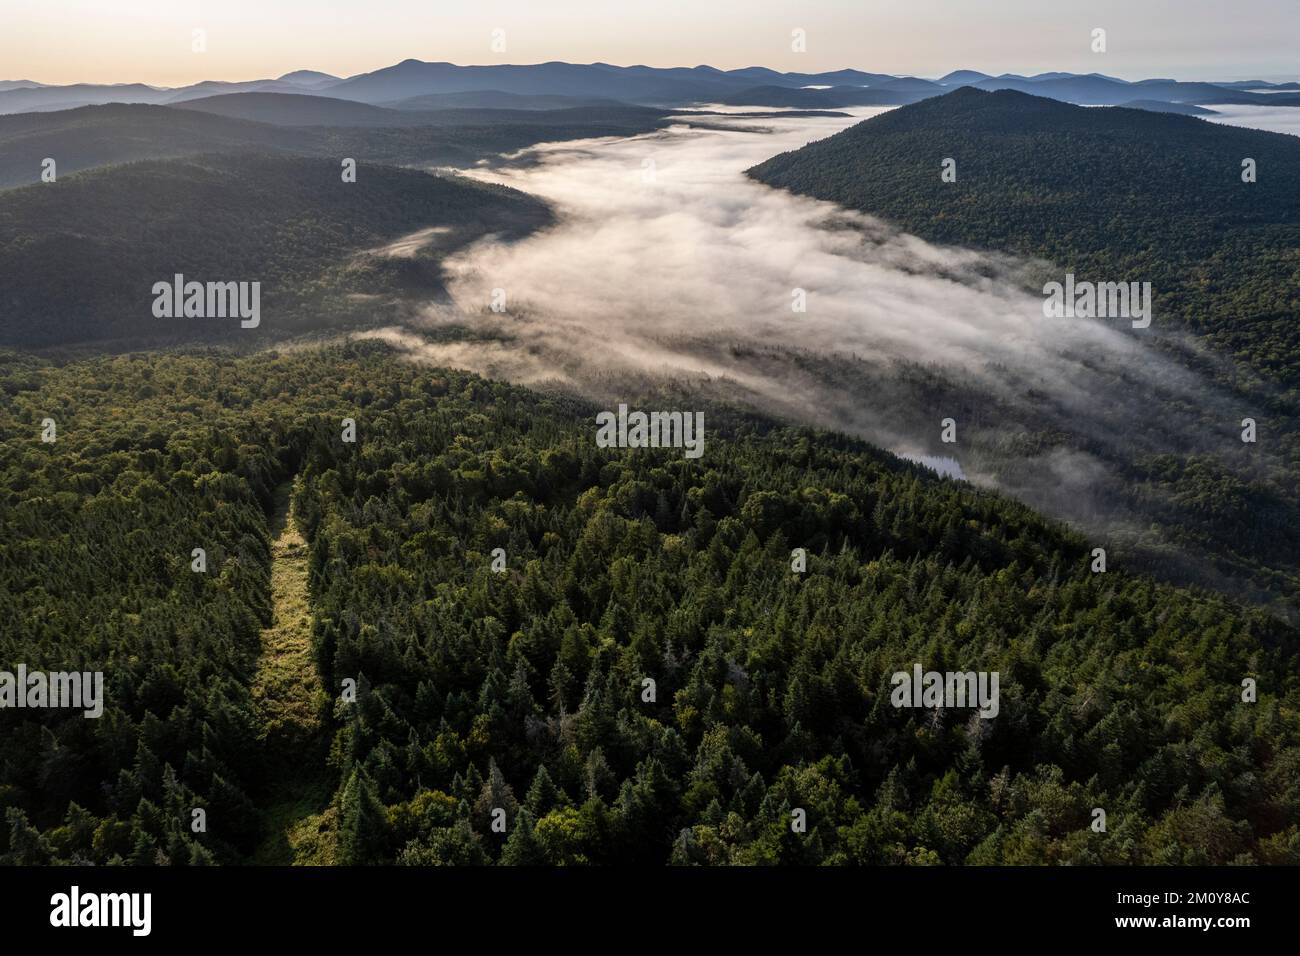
[{"x1": 4, "y1": 0, "x2": 1298, "y2": 87}]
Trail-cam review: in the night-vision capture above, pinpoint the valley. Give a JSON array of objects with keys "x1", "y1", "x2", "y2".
[{"x1": 2, "y1": 60, "x2": 1299, "y2": 872}]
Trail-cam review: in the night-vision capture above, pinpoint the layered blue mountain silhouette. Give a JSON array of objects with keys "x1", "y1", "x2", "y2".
[{"x1": 3, "y1": 60, "x2": 1297, "y2": 114}]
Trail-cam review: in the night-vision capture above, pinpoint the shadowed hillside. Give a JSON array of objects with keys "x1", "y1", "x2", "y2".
[
  {"x1": 0, "y1": 153, "x2": 550, "y2": 349},
  {"x1": 0, "y1": 102, "x2": 674, "y2": 188}
]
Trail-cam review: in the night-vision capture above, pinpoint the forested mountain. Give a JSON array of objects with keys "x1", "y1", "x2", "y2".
[
  {"x1": 171, "y1": 92, "x2": 666, "y2": 130},
  {"x1": 4, "y1": 56, "x2": 1299, "y2": 872},
  {"x1": 749, "y1": 88, "x2": 1300, "y2": 389},
  {"x1": 0, "y1": 71, "x2": 342, "y2": 113},
  {"x1": 1117, "y1": 99, "x2": 1218, "y2": 116},
  {"x1": 384, "y1": 91, "x2": 624, "y2": 111},
  {"x1": 962, "y1": 75, "x2": 1300, "y2": 106},
  {"x1": 745, "y1": 88, "x2": 1300, "y2": 623},
  {"x1": 0, "y1": 105, "x2": 313, "y2": 187},
  {"x1": 0, "y1": 154, "x2": 550, "y2": 348},
  {"x1": 276, "y1": 70, "x2": 343, "y2": 88},
  {"x1": 0, "y1": 102, "x2": 672, "y2": 188},
  {"x1": 1, "y1": 343, "x2": 1296, "y2": 865},
  {"x1": 316, "y1": 60, "x2": 765, "y2": 105},
  {"x1": 0, "y1": 82, "x2": 169, "y2": 113},
  {"x1": 171, "y1": 93, "x2": 454, "y2": 127},
  {"x1": 714, "y1": 86, "x2": 930, "y2": 108}
]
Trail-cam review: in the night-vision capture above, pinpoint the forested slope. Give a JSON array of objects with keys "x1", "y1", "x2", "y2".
[
  {"x1": 0, "y1": 104, "x2": 310, "y2": 186},
  {"x1": 748, "y1": 88, "x2": 1300, "y2": 391},
  {"x1": 0, "y1": 101, "x2": 673, "y2": 188},
  {"x1": 0, "y1": 154, "x2": 550, "y2": 349},
  {"x1": 3, "y1": 343, "x2": 1297, "y2": 865}
]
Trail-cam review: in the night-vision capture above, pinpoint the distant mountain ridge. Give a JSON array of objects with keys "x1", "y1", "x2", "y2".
[
  {"x1": 169, "y1": 91, "x2": 664, "y2": 129},
  {"x1": 3, "y1": 60, "x2": 1297, "y2": 114},
  {"x1": 381, "y1": 90, "x2": 624, "y2": 110}
]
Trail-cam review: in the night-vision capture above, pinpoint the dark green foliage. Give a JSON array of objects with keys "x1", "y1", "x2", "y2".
[
  {"x1": 337, "y1": 769, "x2": 388, "y2": 865},
  {"x1": 748, "y1": 87, "x2": 1300, "y2": 621},
  {"x1": 0, "y1": 351, "x2": 300, "y2": 862},
  {"x1": 3, "y1": 342, "x2": 1298, "y2": 865},
  {"x1": 289, "y1": 345, "x2": 1299, "y2": 865},
  {"x1": 749, "y1": 88, "x2": 1300, "y2": 390}
]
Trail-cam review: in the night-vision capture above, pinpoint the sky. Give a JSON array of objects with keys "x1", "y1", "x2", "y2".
[{"x1": 4, "y1": 0, "x2": 1298, "y2": 87}]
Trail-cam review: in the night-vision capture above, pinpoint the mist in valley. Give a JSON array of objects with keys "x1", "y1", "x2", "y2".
[{"x1": 357, "y1": 107, "x2": 1294, "y2": 608}]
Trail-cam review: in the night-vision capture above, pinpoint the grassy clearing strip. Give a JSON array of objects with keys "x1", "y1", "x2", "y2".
[
  {"x1": 252, "y1": 480, "x2": 325, "y2": 743},
  {"x1": 251, "y1": 480, "x2": 335, "y2": 864}
]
